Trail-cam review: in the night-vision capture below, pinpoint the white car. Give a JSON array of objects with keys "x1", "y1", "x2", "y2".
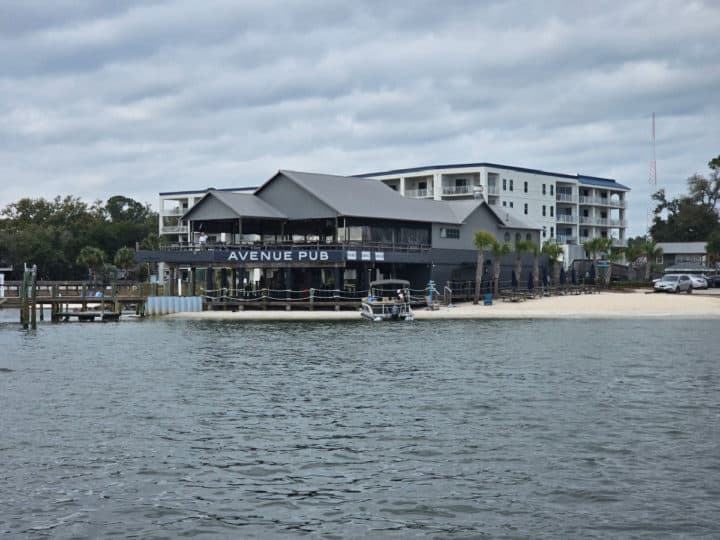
[
  {"x1": 654, "y1": 274, "x2": 693, "y2": 293},
  {"x1": 689, "y1": 275, "x2": 708, "y2": 289}
]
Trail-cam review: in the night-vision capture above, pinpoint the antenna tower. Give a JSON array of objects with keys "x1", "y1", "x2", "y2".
[{"x1": 649, "y1": 112, "x2": 657, "y2": 189}]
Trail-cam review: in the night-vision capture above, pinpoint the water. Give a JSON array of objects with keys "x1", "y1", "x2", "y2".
[{"x1": 1, "y1": 315, "x2": 719, "y2": 538}]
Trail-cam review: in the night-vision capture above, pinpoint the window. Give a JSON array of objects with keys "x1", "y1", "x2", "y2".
[
  {"x1": 526, "y1": 233, "x2": 532, "y2": 241},
  {"x1": 515, "y1": 233, "x2": 521, "y2": 242},
  {"x1": 509, "y1": 201, "x2": 514, "y2": 208},
  {"x1": 524, "y1": 203, "x2": 528, "y2": 215},
  {"x1": 600, "y1": 211, "x2": 607, "y2": 218},
  {"x1": 504, "y1": 232, "x2": 511, "y2": 242},
  {"x1": 524, "y1": 181, "x2": 528, "y2": 193},
  {"x1": 455, "y1": 178, "x2": 467, "y2": 187},
  {"x1": 550, "y1": 206, "x2": 554, "y2": 217},
  {"x1": 418, "y1": 181, "x2": 427, "y2": 190},
  {"x1": 542, "y1": 205, "x2": 546, "y2": 216},
  {"x1": 542, "y1": 184, "x2": 546, "y2": 195},
  {"x1": 550, "y1": 185, "x2": 554, "y2": 196},
  {"x1": 503, "y1": 201, "x2": 507, "y2": 207},
  {"x1": 440, "y1": 227, "x2": 460, "y2": 239},
  {"x1": 509, "y1": 179, "x2": 514, "y2": 191},
  {"x1": 581, "y1": 229, "x2": 589, "y2": 237},
  {"x1": 550, "y1": 227, "x2": 554, "y2": 237},
  {"x1": 542, "y1": 228, "x2": 546, "y2": 238},
  {"x1": 503, "y1": 178, "x2": 507, "y2": 191}
]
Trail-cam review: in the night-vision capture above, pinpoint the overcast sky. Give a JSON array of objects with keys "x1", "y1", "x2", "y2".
[{"x1": 1, "y1": 0, "x2": 718, "y2": 237}]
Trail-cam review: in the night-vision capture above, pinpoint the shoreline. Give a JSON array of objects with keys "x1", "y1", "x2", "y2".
[{"x1": 163, "y1": 290, "x2": 720, "y2": 321}]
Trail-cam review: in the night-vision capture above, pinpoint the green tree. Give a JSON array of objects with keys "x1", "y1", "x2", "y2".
[
  {"x1": 706, "y1": 230, "x2": 720, "y2": 268},
  {"x1": 513, "y1": 239, "x2": 535, "y2": 291},
  {"x1": 473, "y1": 231, "x2": 496, "y2": 304},
  {"x1": 623, "y1": 242, "x2": 644, "y2": 281},
  {"x1": 541, "y1": 241, "x2": 564, "y2": 286},
  {"x1": 76, "y1": 246, "x2": 106, "y2": 283},
  {"x1": 643, "y1": 240, "x2": 663, "y2": 281},
  {"x1": 113, "y1": 246, "x2": 136, "y2": 279},
  {"x1": 491, "y1": 240, "x2": 512, "y2": 297}
]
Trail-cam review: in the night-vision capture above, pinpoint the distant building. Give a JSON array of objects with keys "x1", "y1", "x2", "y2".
[
  {"x1": 356, "y1": 162, "x2": 630, "y2": 248},
  {"x1": 656, "y1": 242, "x2": 711, "y2": 272}
]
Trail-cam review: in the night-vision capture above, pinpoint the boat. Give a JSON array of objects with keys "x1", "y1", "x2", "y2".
[{"x1": 360, "y1": 279, "x2": 414, "y2": 321}]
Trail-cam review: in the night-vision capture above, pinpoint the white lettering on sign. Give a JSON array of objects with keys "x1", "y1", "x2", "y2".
[
  {"x1": 347, "y1": 251, "x2": 356, "y2": 261},
  {"x1": 375, "y1": 252, "x2": 384, "y2": 261},
  {"x1": 361, "y1": 251, "x2": 371, "y2": 261}
]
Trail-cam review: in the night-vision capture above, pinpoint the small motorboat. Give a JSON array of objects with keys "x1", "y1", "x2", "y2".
[{"x1": 360, "y1": 279, "x2": 414, "y2": 321}]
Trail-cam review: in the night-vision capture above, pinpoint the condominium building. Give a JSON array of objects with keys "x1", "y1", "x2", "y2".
[{"x1": 356, "y1": 162, "x2": 630, "y2": 247}]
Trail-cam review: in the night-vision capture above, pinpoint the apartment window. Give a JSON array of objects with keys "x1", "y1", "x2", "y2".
[
  {"x1": 503, "y1": 201, "x2": 507, "y2": 207},
  {"x1": 509, "y1": 201, "x2": 514, "y2": 208},
  {"x1": 542, "y1": 228, "x2": 547, "y2": 238},
  {"x1": 550, "y1": 185, "x2": 554, "y2": 196},
  {"x1": 455, "y1": 178, "x2": 467, "y2": 187},
  {"x1": 581, "y1": 229, "x2": 589, "y2": 237},
  {"x1": 601, "y1": 210, "x2": 607, "y2": 218},
  {"x1": 524, "y1": 181, "x2": 528, "y2": 193},
  {"x1": 515, "y1": 233, "x2": 521, "y2": 242},
  {"x1": 542, "y1": 205, "x2": 546, "y2": 216},
  {"x1": 550, "y1": 227, "x2": 554, "y2": 237},
  {"x1": 526, "y1": 233, "x2": 532, "y2": 241},
  {"x1": 583, "y1": 189, "x2": 589, "y2": 197},
  {"x1": 524, "y1": 203, "x2": 528, "y2": 215},
  {"x1": 550, "y1": 206, "x2": 554, "y2": 217},
  {"x1": 503, "y1": 178, "x2": 507, "y2": 191},
  {"x1": 542, "y1": 184, "x2": 546, "y2": 195},
  {"x1": 583, "y1": 209, "x2": 589, "y2": 217},
  {"x1": 504, "y1": 232, "x2": 511, "y2": 242},
  {"x1": 509, "y1": 179, "x2": 514, "y2": 191},
  {"x1": 440, "y1": 227, "x2": 460, "y2": 239}
]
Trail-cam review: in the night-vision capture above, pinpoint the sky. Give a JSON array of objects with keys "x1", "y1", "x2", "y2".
[{"x1": 1, "y1": 0, "x2": 719, "y2": 237}]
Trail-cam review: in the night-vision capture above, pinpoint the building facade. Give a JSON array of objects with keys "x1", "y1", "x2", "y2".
[
  {"x1": 142, "y1": 170, "x2": 541, "y2": 291},
  {"x1": 356, "y1": 162, "x2": 630, "y2": 247}
]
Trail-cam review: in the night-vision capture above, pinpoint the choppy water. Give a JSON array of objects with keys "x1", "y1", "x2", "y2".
[{"x1": 1, "y1": 314, "x2": 719, "y2": 538}]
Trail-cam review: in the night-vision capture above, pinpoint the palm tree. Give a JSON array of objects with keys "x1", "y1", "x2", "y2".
[
  {"x1": 643, "y1": 240, "x2": 663, "y2": 281},
  {"x1": 113, "y1": 246, "x2": 136, "y2": 280},
  {"x1": 76, "y1": 246, "x2": 106, "y2": 283},
  {"x1": 491, "y1": 240, "x2": 512, "y2": 297},
  {"x1": 473, "y1": 231, "x2": 496, "y2": 304},
  {"x1": 583, "y1": 237, "x2": 607, "y2": 285},
  {"x1": 513, "y1": 239, "x2": 535, "y2": 292},
  {"x1": 623, "y1": 243, "x2": 643, "y2": 281},
  {"x1": 541, "y1": 241, "x2": 564, "y2": 286}
]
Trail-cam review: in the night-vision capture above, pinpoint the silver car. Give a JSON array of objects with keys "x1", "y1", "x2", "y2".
[
  {"x1": 689, "y1": 275, "x2": 708, "y2": 289},
  {"x1": 654, "y1": 274, "x2": 693, "y2": 293}
]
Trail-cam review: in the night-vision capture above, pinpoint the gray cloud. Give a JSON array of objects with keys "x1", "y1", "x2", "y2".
[{"x1": 1, "y1": 0, "x2": 719, "y2": 237}]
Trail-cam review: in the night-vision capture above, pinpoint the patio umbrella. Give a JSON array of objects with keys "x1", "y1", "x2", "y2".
[
  {"x1": 511, "y1": 270, "x2": 518, "y2": 289},
  {"x1": 571, "y1": 266, "x2": 577, "y2": 285},
  {"x1": 589, "y1": 263, "x2": 596, "y2": 283},
  {"x1": 542, "y1": 266, "x2": 549, "y2": 286},
  {"x1": 528, "y1": 271, "x2": 534, "y2": 291},
  {"x1": 560, "y1": 267, "x2": 566, "y2": 285}
]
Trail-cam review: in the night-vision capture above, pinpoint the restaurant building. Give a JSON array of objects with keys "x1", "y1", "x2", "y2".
[{"x1": 138, "y1": 170, "x2": 540, "y2": 293}]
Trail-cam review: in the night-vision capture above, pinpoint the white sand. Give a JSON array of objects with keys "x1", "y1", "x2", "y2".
[{"x1": 164, "y1": 290, "x2": 720, "y2": 320}]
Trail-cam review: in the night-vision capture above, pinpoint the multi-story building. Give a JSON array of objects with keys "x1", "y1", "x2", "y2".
[
  {"x1": 158, "y1": 187, "x2": 255, "y2": 243},
  {"x1": 356, "y1": 162, "x2": 630, "y2": 248}
]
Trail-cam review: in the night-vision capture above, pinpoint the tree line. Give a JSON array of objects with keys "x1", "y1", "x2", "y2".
[{"x1": 0, "y1": 195, "x2": 159, "y2": 281}]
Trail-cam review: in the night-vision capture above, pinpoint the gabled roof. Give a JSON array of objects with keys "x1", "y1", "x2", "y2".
[
  {"x1": 578, "y1": 175, "x2": 631, "y2": 191},
  {"x1": 182, "y1": 189, "x2": 286, "y2": 221},
  {"x1": 656, "y1": 242, "x2": 708, "y2": 255}
]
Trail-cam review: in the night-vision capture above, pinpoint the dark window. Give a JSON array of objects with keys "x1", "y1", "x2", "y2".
[
  {"x1": 515, "y1": 233, "x2": 521, "y2": 242},
  {"x1": 542, "y1": 205, "x2": 546, "y2": 216},
  {"x1": 550, "y1": 206, "x2": 554, "y2": 217},
  {"x1": 550, "y1": 227, "x2": 554, "y2": 237},
  {"x1": 524, "y1": 181, "x2": 528, "y2": 193},
  {"x1": 509, "y1": 202, "x2": 514, "y2": 208},
  {"x1": 526, "y1": 233, "x2": 532, "y2": 241},
  {"x1": 509, "y1": 179, "x2": 514, "y2": 191},
  {"x1": 503, "y1": 201, "x2": 507, "y2": 207},
  {"x1": 524, "y1": 203, "x2": 528, "y2": 215},
  {"x1": 550, "y1": 185, "x2": 554, "y2": 196},
  {"x1": 440, "y1": 227, "x2": 460, "y2": 239},
  {"x1": 542, "y1": 228, "x2": 547, "y2": 238},
  {"x1": 503, "y1": 178, "x2": 507, "y2": 190},
  {"x1": 542, "y1": 184, "x2": 546, "y2": 195}
]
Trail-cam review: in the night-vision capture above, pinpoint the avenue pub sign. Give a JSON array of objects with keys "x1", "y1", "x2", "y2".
[{"x1": 224, "y1": 249, "x2": 385, "y2": 264}]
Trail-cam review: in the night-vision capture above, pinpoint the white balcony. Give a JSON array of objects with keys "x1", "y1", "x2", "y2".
[
  {"x1": 442, "y1": 185, "x2": 473, "y2": 196},
  {"x1": 608, "y1": 199, "x2": 625, "y2": 208},
  {"x1": 486, "y1": 184, "x2": 500, "y2": 196},
  {"x1": 405, "y1": 188, "x2": 433, "y2": 199},
  {"x1": 555, "y1": 235, "x2": 577, "y2": 244},
  {"x1": 556, "y1": 193, "x2": 577, "y2": 203},
  {"x1": 609, "y1": 219, "x2": 627, "y2": 227},
  {"x1": 162, "y1": 207, "x2": 187, "y2": 216},
  {"x1": 557, "y1": 214, "x2": 576, "y2": 223},
  {"x1": 579, "y1": 216, "x2": 591, "y2": 224},
  {"x1": 161, "y1": 225, "x2": 188, "y2": 234}
]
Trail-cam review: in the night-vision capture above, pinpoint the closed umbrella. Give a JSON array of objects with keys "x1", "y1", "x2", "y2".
[
  {"x1": 571, "y1": 266, "x2": 577, "y2": 285},
  {"x1": 528, "y1": 271, "x2": 534, "y2": 292},
  {"x1": 560, "y1": 267, "x2": 566, "y2": 285},
  {"x1": 511, "y1": 270, "x2": 518, "y2": 289},
  {"x1": 589, "y1": 263, "x2": 596, "y2": 284}
]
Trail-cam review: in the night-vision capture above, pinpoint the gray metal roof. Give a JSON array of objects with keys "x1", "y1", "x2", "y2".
[
  {"x1": 183, "y1": 189, "x2": 286, "y2": 220},
  {"x1": 274, "y1": 170, "x2": 475, "y2": 223},
  {"x1": 656, "y1": 242, "x2": 708, "y2": 255}
]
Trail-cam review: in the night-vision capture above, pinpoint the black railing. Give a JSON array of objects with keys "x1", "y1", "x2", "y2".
[{"x1": 150, "y1": 241, "x2": 432, "y2": 254}]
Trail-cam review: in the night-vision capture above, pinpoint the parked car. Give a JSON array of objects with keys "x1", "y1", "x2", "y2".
[
  {"x1": 704, "y1": 274, "x2": 720, "y2": 288},
  {"x1": 653, "y1": 274, "x2": 693, "y2": 293},
  {"x1": 688, "y1": 275, "x2": 708, "y2": 289}
]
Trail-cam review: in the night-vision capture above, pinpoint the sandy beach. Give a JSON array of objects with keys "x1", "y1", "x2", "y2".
[{"x1": 164, "y1": 290, "x2": 720, "y2": 320}]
